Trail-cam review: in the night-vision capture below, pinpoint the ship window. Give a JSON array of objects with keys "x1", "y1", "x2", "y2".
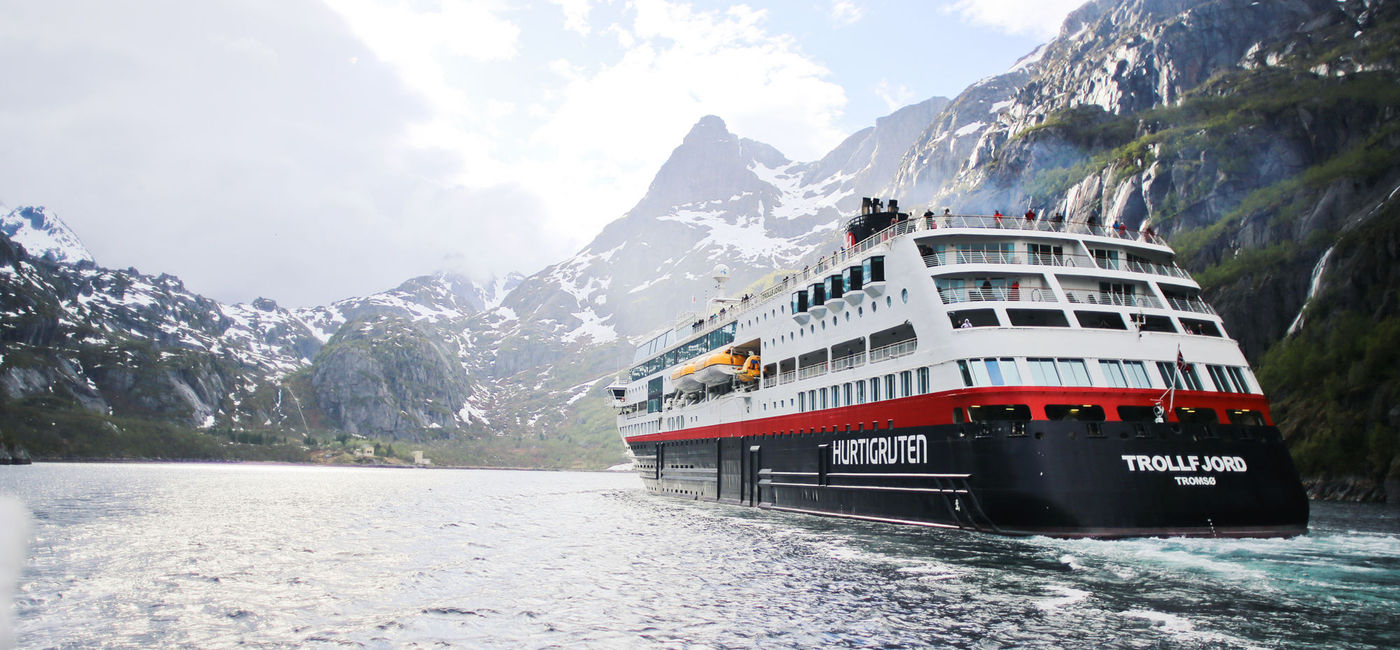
[
  {"x1": 1075, "y1": 311, "x2": 1127, "y2": 329},
  {"x1": 900, "y1": 371, "x2": 913, "y2": 397},
  {"x1": 1007, "y1": 309, "x2": 1071, "y2": 327},
  {"x1": 1045, "y1": 405, "x2": 1106, "y2": 421},
  {"x1": 884, "y1": 374, "x2": 896, "y2": 399},
  {"x1": 1026, "y1": 243, "x2": 1064, "y2": 266},
  {"x1": 1058, "y1": 359, "x2": 1091, "y2": 386},
  {"x1": 799, "y1": 392, "x2": 806, "y2": 412},
  {"x1": 856, "y1": 381, "x2": 867, "y2": 404},
  {"x1": 1157, "y1": 361, "x2": 1204, "y2": 391},
  {"x1": 1100, "y1": 360, "x2": 1151, "y2": 389},
  {"x1": 1227, "y1": 367, "x2": 1252, "y2": 393},
  {"x1": 1179, "y1": 318, "x2": 1222, "y2": 337},
  {"x1": 1117, "y1": 406, "x2": 1161, "y2": 422},
  {"x1": 971, "y1": 360, "x2": 991, "y2": 386},
  {"x1": 808, "y1": 390, "x2": 816, "y2": 410},
  {"x1": 1092, "y1": 248, "x2": 1120, "y2": 270},
  {"x1": 830, "y1": 385, "x2": 841, "y2": 408},
  {"x1": 1206, "y1": 365, "x2": 1234, "y2": 392},
  {"x1": 957, "y1": 360, "x2": 974, "y2": 387},
  {"x1": 901, "y1": 288, "x2": 909, "y2": 303},
  {"x1": 948, "y1": 308, "x2": 999, "y2": 327},
  {"x1": 1227, "y1": 409, "x2": 1265, "y2": 426},
  {"x1": 1175, "y1": 407, "x2": 1219, "y2": 424},
  {"x1": 869, "y1": 377, "x2": 881, "y2": 401},
  {"x1": 1100, "y1": 360, "x2": 1129, "y2": 388},
  {"x1": 1132, "y1": 314, "x2": 1177, "y2": 332},
  {"x1": 1027, "y1": 358, "x2": 1060, "y2": 385},
  {"x1": 968, "y1": 404, "x2": 1032, "y2": 421},
  {"x1": 970, "y1": 358, "x2": 1021, "y2": 386},
  {"x1": 917, "y1": 368, "x2": 930, "y2": 394},
  {"x1": 844, "y1": 383, "x2": 853, "y2": 406}
]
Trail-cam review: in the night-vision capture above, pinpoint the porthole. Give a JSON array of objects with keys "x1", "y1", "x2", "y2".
[
  {"x1": 831, "y1": 317, "x2": 836, "y2": 327},
  {"x1": 901, "y1": 288, "x2": 909, "y2": 303},
  {"x1": 845, "y1": 311, "x2": 851, "y2": 322},
  {"x1": 872, "y1": 302, "x2": 878, "y2": 313},
  {"x1": 821, "y1": 321, "x2": 826, "y2": 330},
  {"x1": 858, "y1": 306, "x2": 863, "y2": 316},
  {"x1": 886, "y1": 296, "x2": 893, "y2": 307}
]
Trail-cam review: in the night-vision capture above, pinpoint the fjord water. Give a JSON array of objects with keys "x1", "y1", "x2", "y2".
[{"x1": 2, "y1": 464, "x2": 1395, "y2": 648}]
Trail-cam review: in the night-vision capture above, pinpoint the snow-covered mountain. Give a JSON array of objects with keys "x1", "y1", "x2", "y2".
[{"x1": 1, "y1": 205, "x2": 94, "y2": 266}]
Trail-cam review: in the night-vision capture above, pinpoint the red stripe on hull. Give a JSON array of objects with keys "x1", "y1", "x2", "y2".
[{"x1": 624, "y1": 386, "x2": 1272, "y2": 444}]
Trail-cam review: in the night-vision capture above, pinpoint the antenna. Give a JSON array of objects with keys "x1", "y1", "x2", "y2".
[{"x1": 711, "y1": 264, "x2": 730, "y2": 301}]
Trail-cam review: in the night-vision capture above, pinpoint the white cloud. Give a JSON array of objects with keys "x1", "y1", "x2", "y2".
[
  {"x1": 551, "y1": 0, "x2": 594, "y2": 34},
  {"x1": 944, "y1": 0, "x2": 1086, "y2": 38},
  {"x1": 874, "y1": 80, "x2": 914, "y2": 111},
  {"x1": 829, "y1": 0, "x2": 865, "y2": 27}
]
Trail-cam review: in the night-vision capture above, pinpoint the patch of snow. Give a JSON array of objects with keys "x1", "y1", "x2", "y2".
[
  {"x1": 1008, "y1": 43, "x2": 1048, "y2": 73},
  {"x1": 954, "y1": 121, "x2": 987, "y2": 138}
]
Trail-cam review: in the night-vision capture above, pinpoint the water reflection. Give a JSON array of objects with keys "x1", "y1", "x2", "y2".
[{"x1": 1, "y1": 463, "x2": 1395, "y2": 648}]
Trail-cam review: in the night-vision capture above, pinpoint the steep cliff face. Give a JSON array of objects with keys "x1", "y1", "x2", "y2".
[
  {"x1": 883, "y1": 0, "x2": 1400, "y2": 496},
  {"x1": 310, "y1": 316, "x2": 475, "y2": 440}
]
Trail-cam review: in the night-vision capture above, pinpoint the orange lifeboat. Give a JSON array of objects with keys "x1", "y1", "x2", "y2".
[
  {"x1": 736, "y1": 355, "x2": 761, "y2": 383},
  {"x1": 694, "y1": 349, "x2": 745, "y2": 386},
  {"x1": 671, "y1": 361, "x2": 703, "y2": 393}
]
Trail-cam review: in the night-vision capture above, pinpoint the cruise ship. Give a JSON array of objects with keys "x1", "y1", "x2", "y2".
[{"x1": 608, "y1": 199, "x2": 1309, "y2": 538}]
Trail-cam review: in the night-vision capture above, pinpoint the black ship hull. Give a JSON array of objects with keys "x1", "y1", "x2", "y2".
[{"x1": 629, "y1": 419, "x2": 1308, "y2": 538}]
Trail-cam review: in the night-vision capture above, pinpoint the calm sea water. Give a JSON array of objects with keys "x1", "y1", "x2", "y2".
[{"x1": 1, "y1": 463, "x2": 1396, "y2": 649}]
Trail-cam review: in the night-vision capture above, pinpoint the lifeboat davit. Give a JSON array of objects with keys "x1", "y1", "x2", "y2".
[
  {"x1": 694, "y1": 349, "x2": 746, "y2": 386},
  {"x1": 671, "y1": 362, "x2": 703, "y2": 393}
]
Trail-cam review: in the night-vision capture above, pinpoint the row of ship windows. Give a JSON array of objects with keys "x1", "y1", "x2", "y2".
[
  {"x1": 770, "y1": 369, "x2": 931, "y2": 413},
  {"x1": 763, "y1": 358, "x2": 1255, "y2": 416},
  {"x1": 958, "y1": 404, "x2": 1266, "y2": 426},
  {"x1": 770, "y1": 291, "x2": 906, "y2": 347},
  {"x1": 958, "y1": 357, "x2": 1253, "y2": 393},
  {"x1": 620, "y1": 420, "x2": 662, "y2": 438}
]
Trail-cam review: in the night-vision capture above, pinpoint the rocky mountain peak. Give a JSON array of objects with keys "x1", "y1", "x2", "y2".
[
  {"x1": 0, "y1": 205, "x2": 94, "y2": 266},
  {"x1": 628, "y1": 115, "x2": 789, "y2": 219}
]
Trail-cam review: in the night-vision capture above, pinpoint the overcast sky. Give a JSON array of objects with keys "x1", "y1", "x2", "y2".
[{"x1": 0, "y1": 0, "x2": 1085, "y2": 307}]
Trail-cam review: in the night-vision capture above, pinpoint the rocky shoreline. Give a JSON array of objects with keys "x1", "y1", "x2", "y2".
[{"x1": 1304, "y1": 476, "x2": 1396, "y2": 503}]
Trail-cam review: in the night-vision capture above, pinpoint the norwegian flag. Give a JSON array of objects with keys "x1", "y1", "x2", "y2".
[{"x1": 1176, "y1": 348, "x2": 1189, "y2": 374}]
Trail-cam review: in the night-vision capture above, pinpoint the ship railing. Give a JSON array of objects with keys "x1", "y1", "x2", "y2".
[
  {"x1": 830, "y1": 351, "x2": 866, "y2": 372},
  {"x1": 777, "y1": 369, "x2": 797, "y2": 385},
  {"x1": 1168, "y1": 296, "x2": 1217, "y2": 315},
  {"x1": 869, "y1": 339, "x2": 916, "y2": 363},
  {"x1": 930, "y1": 214, "x2": 1168, "y2": 245},
  {"x1": 1063, "y1": 290, "x2": 1163, "y2": 309},
  {"x1": 762, "y1": 375, "x2": 778, "y2": 389},
  {"x1": 798, "y1": 363, "x2": 829, "y2": 381},
  {"x1": 937, "y1": 286, "x2": 1059, "y2": 304},
  {"x1": 663, "y1": 214, "x2": 1168, "y2": 347},
  {"x1": 922, "y1": 250, "x2": 1190, "y2": 279}
]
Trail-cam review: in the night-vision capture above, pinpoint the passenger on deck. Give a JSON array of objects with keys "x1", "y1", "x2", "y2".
[
  {"x1": 1024, "y1": 209, "x2": 1036, "y2": 223},
  {"x1": 993, "y1": 210, "x2": 1003, "y2": 227},
  {"x1": 960, "y1": 318, "x2": 973, "y2": 328},
  {"x1": 1051, "y1": 212, "x2": 1065, "y2": 230}
]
